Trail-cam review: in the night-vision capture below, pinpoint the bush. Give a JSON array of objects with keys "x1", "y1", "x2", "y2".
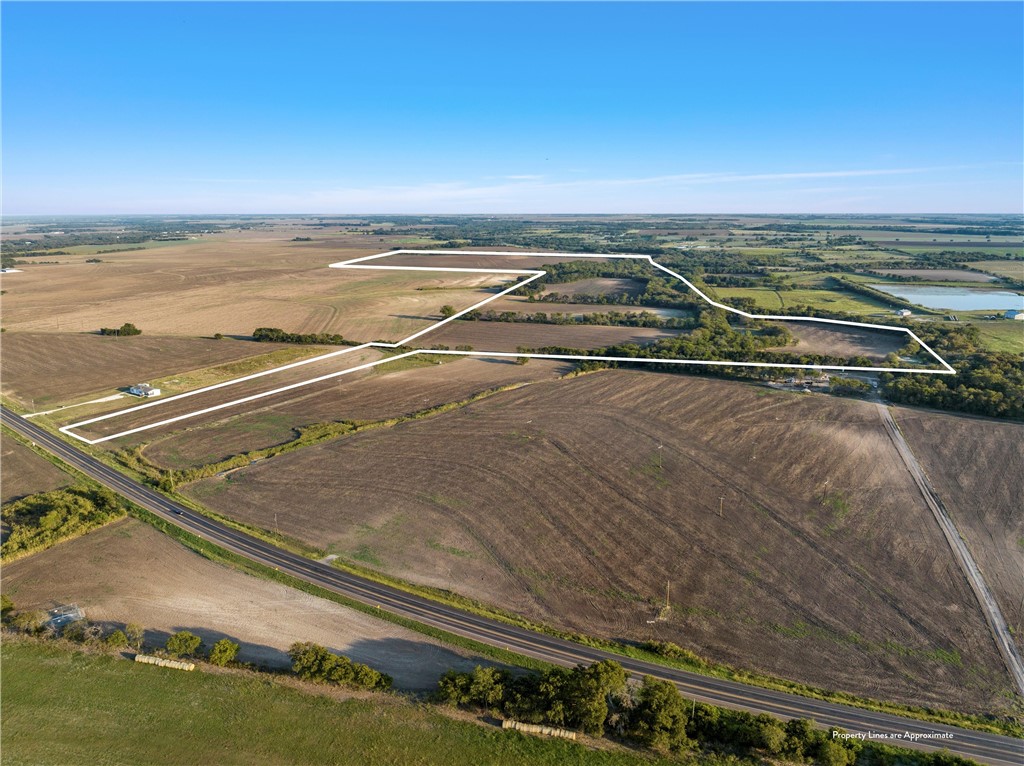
[
  {"x1": 287, "y1": 642, "x2": 391, "y2": 691},
  {"x1": 208, "y1": 638, "x2": 240, "y2": 667},
  {"x1": 10, "y1": 610, "x2": 47, "y2": 634},
  {"x1": 1, "y1": 594, "x2": 14, "y2": 620},
  {"x1": 165, "y1": 630, "x2": 203, "y2": 658},
  {"x1": 105, "y1": 629, "x2": 129, "y2": 648},
  {"x1": 1, "y1": 486, "x2": 127, "y2": 559}
]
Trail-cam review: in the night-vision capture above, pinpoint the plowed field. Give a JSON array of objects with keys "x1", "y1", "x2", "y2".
[{"x1": 185, "y1": 371, "x2": 1014, "y2": 713}]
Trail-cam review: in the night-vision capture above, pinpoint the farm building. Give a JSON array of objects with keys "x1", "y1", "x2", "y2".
[
  {"x1": 894, "y1": 309, "x2": 912, "y2": 318},
  {"x1": 1005, "y1": 309, "x2": 1024, "y2": 320},
  {"x1": 129, "y1": 383, "x2": 161, "y2": 397}
]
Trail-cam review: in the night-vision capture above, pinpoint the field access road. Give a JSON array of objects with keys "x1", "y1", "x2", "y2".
[
  {"x1": 877, "y1": 404, "x2": 1024, "y2": 698},
  {"x1": 3, "y1": 408, "x2": 1021, "y2": 766}
]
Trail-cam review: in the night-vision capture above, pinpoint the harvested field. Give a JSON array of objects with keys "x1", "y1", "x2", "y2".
[
  {"x1": 66, "y1": 347, "x2": 386, "y2": 443},
  {"x1": 1, "y1": 518, "x2": 494, "y2": 689},
  {"x1": 542, "y1": 277, "x2": 646, "y2": 297},
  {"x1": 144, "y1": 357, "x2": 571, "y2": 469},
  {"x1": 0, "y1": 240, "x2": 505, "y2": 341},
  {"x1": 482, "y1": 295, "x2": 688, "y2": 318},
  {"x1": 428, "y1": 321, "x2": 681, "y2": 351},
  {"x1": 893, "y1": 408, "x2": 1024, "y2": 651},
  {"x1": 379, "y1": 252, "x2": 613, "y2": 271},
  {"x1": 186, "y1": 371, "x2": 1013, "y2": 713},
  {"x1": 775, "y1": 322, "x2": 907, "y2": 361},
  {"x1": 1, "y1": 333, "x2": 295, "y2": 408},
  {"x1": 0, "y1": 433, "x2": 73, "y2": 503},
  {"x1": 874, "y1": 269, "x2": 997, "y2": 283}
]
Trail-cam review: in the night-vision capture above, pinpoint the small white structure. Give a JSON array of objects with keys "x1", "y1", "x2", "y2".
[
  {"x1": 47, "y1": 604, "x2": 85, "y2": 628},
  {"x1": 1005, "y1": 309, "x2": 1024, "y2": 321},
  {"x1": 129, "y1": 383, "x2": 161, "y2": 397},
  {"x1": 895, "y1": 309, "x2": 912, "y2": 318}
]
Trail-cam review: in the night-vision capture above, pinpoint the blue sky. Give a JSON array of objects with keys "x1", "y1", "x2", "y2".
[{"x1": 2, "y1": 2, "x2": 1022, "y2": 214}]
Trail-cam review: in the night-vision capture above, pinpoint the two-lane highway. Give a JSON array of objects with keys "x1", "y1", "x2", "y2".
[{"x1": 3, "y1": 407, "x2": 1021, "y2": 766}]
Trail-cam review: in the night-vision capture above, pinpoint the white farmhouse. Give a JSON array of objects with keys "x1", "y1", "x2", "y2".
[{"x1": 129, "y1": 383, "x2": 161, "y2": 397}]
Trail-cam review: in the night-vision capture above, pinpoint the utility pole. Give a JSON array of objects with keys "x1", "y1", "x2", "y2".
[
  {"x1": 665, "y1": 580, "x2": 671, "y2": 610},
  {"x1": 718, "y1": 496, "x2": 724, "y2": 518}
]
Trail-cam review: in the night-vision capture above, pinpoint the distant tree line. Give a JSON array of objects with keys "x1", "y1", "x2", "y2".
[{"x1": 462, "y1": 308, "x2": 693, "y2": 330}]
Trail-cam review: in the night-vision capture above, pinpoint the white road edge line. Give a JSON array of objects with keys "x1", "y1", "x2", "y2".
[{"x1": 60, "y1": 248, "x2": 955, "y2": 444}]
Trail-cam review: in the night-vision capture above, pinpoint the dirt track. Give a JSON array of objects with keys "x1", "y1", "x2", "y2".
[
  {"x1": 185, "y1": 370, "x2": 1015, "y2": 713},
  {"x1": 894, "y1": 407, "x2": 1024, "y2": 653}
]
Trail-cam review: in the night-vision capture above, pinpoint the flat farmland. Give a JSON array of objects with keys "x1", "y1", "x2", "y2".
[
  {"x1": 483, "y1": 295, "x2": 689, "y2": 318},
  {"x1": 63, "y1": 347, "x2": 386, "y2": 443},
  {"x1": 874, "y1": 269, "x2": 998, "y2": 283},
  {"x1": 144, "y1": 357, "x2": 572, "y2": 469},
  {"x1": 1, "y1": 333, "x2": 299, "y2": 408},
  {"x1": 774, "y1": 322, "x2": 907, "y2": 361},
  {"x1": 0, "y1": 239, "x2": 506, "y2": 341},
  {"x1": 542, "y1": 277, "x2": 646, "y2": 297},
  {"x1": 428, "y1": 321, "x2": 681, "y2": 351},
  {"x1": 186, "y1": 371, "x2": 1012, "y2": 712},
  {"x1": 973, "y1": 261, "x2": 1024, "y2": 281},
  {"x1": 0, "y1": 433, "x2": 73, "y2": 503},
  {"x1": 893, "y1": 408, "x2": 1024, "y2": 651},
  {"x1": 1, "y1": 519, "x2": 494, "y2": 689}
]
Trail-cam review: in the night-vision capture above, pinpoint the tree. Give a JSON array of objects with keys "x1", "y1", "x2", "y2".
[
  {"x1": 165, "y1": 630, "x2": 203, "y2": 657},
  {"x1": 439, "y1": 304, "x2": 456, "y2": 319},
  {"x1": 105, "y1": 629, "x2": 129, "y2": 648},
  {"x1": 208, "y1": 638, "x2": 240, "y2": 666},
  {"x1": 125, "y1": 622, "x2": 145, "y2": 650},
  {"x1": 626, "y1": 676, "x2": 691, "y2": 753}
]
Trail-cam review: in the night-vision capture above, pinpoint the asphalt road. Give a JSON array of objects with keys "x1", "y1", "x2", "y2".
[{"x1": 4, "y1": 408, "x2": 1021, "y2": 766}]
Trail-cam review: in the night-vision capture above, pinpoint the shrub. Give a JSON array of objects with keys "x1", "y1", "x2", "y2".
[
  {"x1": 208, "y1": 638, "x2": 240, "y2": 667},
  {"x1": 165, "y1": 630, "x2": 203, "y2": 658}
]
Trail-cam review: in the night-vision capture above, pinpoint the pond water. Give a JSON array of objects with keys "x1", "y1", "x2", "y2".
[{"x1": 868, "y1": 284, "x2": 1024, "y2": 312}]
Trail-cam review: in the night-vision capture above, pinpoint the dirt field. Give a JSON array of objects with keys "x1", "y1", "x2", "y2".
[
  {"x1": 0, "y1": 239, "x2": 505, "y2": 342},
  {"x1": 1, "y1": 518, "x2": 494, "y2": 689},
  {"x1": 1, "y1": 333, "x2": 299, "y2": 408},
  {"x1": 542, "y1": 277, "x2": 646, "y2": 297},
  {"x1": 184, "y1": 371, "x2": 1013, "y2": 713},
  {"x1": 874, "y1": 269, "x2": 997, "y2": 283},
  {"x1": 1, "y1": 433, "x2": 73, "y2": 503},
  {"x1": 65, "y1": 347, "x2": 386, "y2": 442},
  {"x1": 428, "y1": 321, "x2": 681, "y2": 352},
  {"x1": 776, "y1": 322, "x2": 907, "y2": 361},
  {"x1": 893, "y1": 407, "x2": 1024, "y2": 651},
  {"x1": 144, "y1": 357, "x2": 572, "y2": 469},
  {"x1": 484, "y1": 295, "x2": 688, "y2": 318}
]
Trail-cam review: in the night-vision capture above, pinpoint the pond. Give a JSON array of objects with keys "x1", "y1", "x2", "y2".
[{"x1": 868, "y1": 284, "x2": 1024, "y2": 312}]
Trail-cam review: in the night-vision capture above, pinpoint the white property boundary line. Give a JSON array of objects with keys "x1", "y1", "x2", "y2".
[{"x1": 60, "y1": 249, "x2": 954, "y2": 445}]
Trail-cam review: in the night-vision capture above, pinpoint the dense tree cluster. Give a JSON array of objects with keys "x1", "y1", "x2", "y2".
[
  {"x1": 880, "y1": 324, "x2": 1024, "y2": 419},
  {"x1": 99, "y1": 322, "x2": 142, "y2": 336},
  {"x1": 464, "y1": 308, "x2": 693, "y2": 330},
  {"x1": 252, "y1": 327, "x2": 354, "y2": 346},
  {"x1": 437, "y1": 662, "x2": 976, "y2": 765},
  {"x1": 1, "y1": 486, "x2": 126, "y2": 559},
  {"x1": 288, "y1": 642, "x2": 392, "y2": 691}
]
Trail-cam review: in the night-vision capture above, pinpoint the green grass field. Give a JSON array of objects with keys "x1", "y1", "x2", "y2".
[
  {"x1": 971, "y1": 261, "x2": 1024, "y2": 281},
  {"x1": 969, "y1": 320, "x2": 1024, "y2": 353},
  {"x1": 2, "y1": 641, "x2": 691, "y2": 766}
]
